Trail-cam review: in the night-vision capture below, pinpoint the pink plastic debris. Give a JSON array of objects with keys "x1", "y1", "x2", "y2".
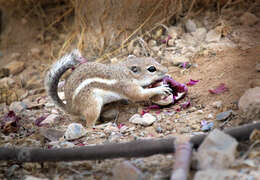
[
  {"x1": 186, "y1": 79, "x2": 199, "y2": 86},
  {"x1": 148, "y1": 105, "x2": 160, "y2": 110},
  {"x1": 209, "y1": 83, "x2": 228, "y2": 94},
  {"x1": 35, "y1": 116, "x2": 47, "y2": 127},
  {"x1": 0, "y1": 111, "x2": 21, "y2": 134}
]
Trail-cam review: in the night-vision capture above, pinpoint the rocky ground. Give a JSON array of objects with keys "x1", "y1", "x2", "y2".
[{"x1": 0, "y1": 5, "x2": 260, "y2": 180}]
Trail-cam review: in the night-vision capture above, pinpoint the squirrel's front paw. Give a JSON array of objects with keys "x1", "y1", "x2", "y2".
[{"x1": 154, "y1": 84, "x2": 172, "y2": 96}]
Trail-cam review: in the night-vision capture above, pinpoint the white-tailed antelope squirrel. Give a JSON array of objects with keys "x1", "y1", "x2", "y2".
[{"x1": 45, "y1": 49, "x2": 171, "y2": 127}]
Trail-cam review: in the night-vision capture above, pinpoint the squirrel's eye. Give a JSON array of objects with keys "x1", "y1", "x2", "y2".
[{"x1": 147, "y1": 66, "x2": 156, "y2": 72}]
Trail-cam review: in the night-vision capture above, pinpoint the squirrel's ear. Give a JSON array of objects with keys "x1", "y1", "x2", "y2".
[{"x1": 129, "y1": 65, "x2": 141, "y2": 73}]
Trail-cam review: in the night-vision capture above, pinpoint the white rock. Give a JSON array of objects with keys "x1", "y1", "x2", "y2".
[
  {"x1": 64, "y1": 123, "x2": 87, "y2": 140},
  {"x1": 206, "y1": 29, "x2": 221, "y2": 42},
  {"x1": 207, "y1": 114, "x2": 214, "y2": 119},
  {"x1": 192, "y1": 27, "x2": 207, "y2": 40},
  {"x1": 185, "y1": 19, "x2": 197, "y2": 33},
  {"x1": 212, "y1": 101, "x2": 222, "y2": 109},
  {"x1": 129, "y1": 113, "x2": 156, "y2": 126},
  {"x1": 41, "y1": 114, "x2": 59, "y2": 125},
  {"x1": 197, "y1": 110, "x2": 204, "y2": 114},
  {"x1": 196, "y1": 129, "x2": 238, "y2": 169}
]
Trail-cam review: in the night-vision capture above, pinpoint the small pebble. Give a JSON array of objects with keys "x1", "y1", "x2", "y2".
[
  {"x1": 216, "y1": 110, "x2": 233, "y2": 121},
  {"x1": 207, "y1": 114, "x2": 214, "y2": 119},
  {"x1": 148, "y1": 39, "x2": 157, "y2": 47},
  {"x1": 197, "y1": 110, "x2": 204, "y2": 114},
  {"x1": 64, "y1": 123, "x2": 87, "y2": 140},
  {"x1": 212, "y1": 101, "x2": 222, "y2": 109},
  {"x1": 201, "y1": 122, "x2": 214, "y2": 131},
  {"x1": 156, "y1": 126, "x2": 163, "y2": 133},
  {"x1": 167, "y1": 39, "x2": 175, "y2": 46}
]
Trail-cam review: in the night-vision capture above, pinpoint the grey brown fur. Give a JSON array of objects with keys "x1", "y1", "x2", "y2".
[{"x1": 45, "y1": 50, "x2": 170, "y2": 127}]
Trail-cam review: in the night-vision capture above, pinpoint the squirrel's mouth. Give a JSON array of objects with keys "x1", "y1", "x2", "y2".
[{"x1": 149, "y1": 75, "x2": 188, "y2": 106}]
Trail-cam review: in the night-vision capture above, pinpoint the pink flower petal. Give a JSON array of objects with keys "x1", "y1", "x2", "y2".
[
  {"x1": 118, "y1": 123, "x2": 125, "y2": 129},
  {"x1": 35, "y1": 116, "x2": 47, "y2": 127},
  {"x1": 209, "y1": 83, "x2": 228, "y2": 94},
  {"x1": 180, "y1": 100, "x2": 191, "y2": 109},
  {"x1": 155, "y1": 110, "x2": 161, "y2": 114},
  {"x1": 148, "y1": 105, "x2": 160, "y2": 110},
  {"x1": 186, "y1": 79, "x2": 199, "y2": 86}
]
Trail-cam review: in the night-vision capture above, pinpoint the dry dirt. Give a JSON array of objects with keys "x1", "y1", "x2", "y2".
[{"x1": 0, "y1": 3, "x2": 260, "y2": 180}]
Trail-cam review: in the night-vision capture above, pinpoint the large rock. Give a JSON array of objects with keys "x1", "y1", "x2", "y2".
[
  {"x1": 194, "y1": 169, "x2": 248, "y2": 180},
  {"x1": 240, "y1": 12, "x2": 258, "y2": 26},
  {"x1": 185, "y1": 19, "x2": 197, "y2": 33},
  {"x1": 112, "y1": 161, "x2": 144, "y2": 180},
  {"x1": 4, "y1": 60, "x2": 25, "y2": 75},
  {"x1": 238, "y1": 87, "x2": 260, "y2": 119},
  {"x1": 205, "y1": 29, "x2": 221, "y2": 42},
  {"x1": 192, "y1": 27, "x2": 207, "y2": 40},
  {"x1": 196, "y1": 129, "x2": 238, "y2": 169}
]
